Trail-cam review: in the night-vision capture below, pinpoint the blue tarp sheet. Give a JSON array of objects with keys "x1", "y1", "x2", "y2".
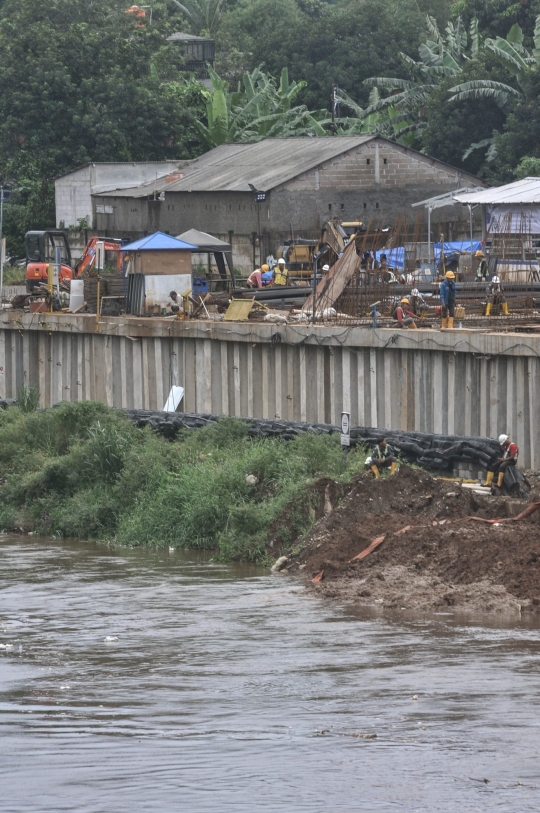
[
  {"x1": 373, "y1": 241, "x2": 483, "y2": 268},
  {"x1": 122, "y1": 231, "x2": 197, "y2": 252},
  {"x1": 374, "y1": 247, "x2": 405, "y2": 269},
  {"x1": 433, "y1": 240, "x2": 482, "y2": 259}
]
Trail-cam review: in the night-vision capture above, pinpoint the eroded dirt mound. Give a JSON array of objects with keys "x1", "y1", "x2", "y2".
[{"x1": 284, "y1": 466, "x2": 540, "y2": 615}]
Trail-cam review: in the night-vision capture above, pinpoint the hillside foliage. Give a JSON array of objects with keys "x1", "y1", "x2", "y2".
[{"x1": 0, "y1": 0, "x2": 539, "y2": 251}]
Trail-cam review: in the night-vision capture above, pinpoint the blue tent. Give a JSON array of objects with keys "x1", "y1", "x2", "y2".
[{"x1": 122, "y1": 232, "x2": 197, "y2": 251}]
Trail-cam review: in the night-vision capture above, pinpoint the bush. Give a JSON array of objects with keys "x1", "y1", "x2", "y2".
[{"x1": 0, "y1": 402, "x2": 367, "y2": 561}]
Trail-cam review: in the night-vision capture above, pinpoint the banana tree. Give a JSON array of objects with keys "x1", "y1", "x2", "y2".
[
  {"x1": 345, "y1": 15, "x2": 483, "y2": 142},
  {"x1": 449, "y1": 17, "x2": 540, "y2": 107},
  {"x1": 195, "y1": 66, "x2": 328, "y2": 148},
  {"x1": 448, "y1": 16, "x2": 540, "y2": 161}
]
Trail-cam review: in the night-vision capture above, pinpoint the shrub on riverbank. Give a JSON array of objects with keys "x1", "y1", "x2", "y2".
[{"x1": 0, "y1": 402, "x2": 367, "y2": 561}]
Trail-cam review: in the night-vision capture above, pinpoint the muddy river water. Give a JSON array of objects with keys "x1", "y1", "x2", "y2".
[{"x1": 1, "y1": 535, "x2": 540, "y2": 812}]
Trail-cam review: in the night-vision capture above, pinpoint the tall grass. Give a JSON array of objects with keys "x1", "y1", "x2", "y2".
[{"x1": 0, "y1": 403, "x2": 367, "y2": 561}]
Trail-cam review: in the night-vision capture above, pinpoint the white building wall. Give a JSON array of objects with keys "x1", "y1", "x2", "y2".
[{"x1": 55, "y1": 162, "x2": 187, "y2": 229}]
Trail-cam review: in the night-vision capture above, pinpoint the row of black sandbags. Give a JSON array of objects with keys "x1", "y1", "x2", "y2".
[
  {"x1": 351, "y1": 427, "x2": 499, "y2": 471},
  {"x1": 122, "y1": 409, "x2": 498, "y2": 471}
]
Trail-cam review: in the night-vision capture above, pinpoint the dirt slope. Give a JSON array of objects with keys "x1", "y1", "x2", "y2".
[{"x1": 284, "y1": 467, "x2": 540, "y2": 615}]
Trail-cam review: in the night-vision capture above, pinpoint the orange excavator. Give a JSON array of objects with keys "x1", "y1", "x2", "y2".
[{"x1": 25, "y1": 231, "x2": 123, "y2": 292}]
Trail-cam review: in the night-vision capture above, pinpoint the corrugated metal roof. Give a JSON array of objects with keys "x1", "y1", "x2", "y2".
[
  {"x1": 412, "y1": 186, "x2": 487, "y2": 209},
  {"x1": 158, "y1": 137, "x2": 374, "y2": 193},
  {"x1": 93, "y1": 136, "x2": 484, "y2": 200},
  {"x1": 122, "y1": 232, "x2": 197, "y2": 251},
  {"x1": 453, "y1": 177, "x2": 540, "y2": 205},
  {"x1": 177, "y1": 229, "x2": 231, "y2": 250},
  {"x1": 167, "y1": 32, "x2": 213, "y2": 42}
]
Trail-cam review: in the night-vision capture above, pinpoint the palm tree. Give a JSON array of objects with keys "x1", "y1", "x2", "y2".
[{"x1": 168, "y1": 0, "x2": 226, "y2": 35}]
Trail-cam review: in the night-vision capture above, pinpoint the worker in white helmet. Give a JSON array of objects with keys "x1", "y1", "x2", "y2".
[
  {"x1": 484, "y1": 434, "x2": 519, "y2": 489},
  {"x1": 273, "y1": 257, "x2": 289, "y2": 286},
  {"x1": 322, "y1": 264, "x2": 330, "y2": 272},
  {"x1": 486, "y1": 275, "x2": 509, "y2": 316},
  {"x1": 409, "y1": 288, "x2": 428, "y2": 318}
]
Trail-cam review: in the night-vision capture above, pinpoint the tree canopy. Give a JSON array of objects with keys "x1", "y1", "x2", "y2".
[{"x1": 1, "y1": 0, "x2": 540, "y2": 252}]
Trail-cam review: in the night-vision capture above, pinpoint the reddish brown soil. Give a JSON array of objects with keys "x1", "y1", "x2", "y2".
[{"x1": 281, "y1": 467, "x2": 540, "y2": 615}]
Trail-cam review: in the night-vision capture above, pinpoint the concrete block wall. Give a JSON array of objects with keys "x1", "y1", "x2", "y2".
[{"x1": 0, "y1": 314, "x2": 538, "y2": 469}]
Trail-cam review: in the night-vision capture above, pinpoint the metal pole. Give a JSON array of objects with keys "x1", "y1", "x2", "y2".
[
  {"x1": 427, "y1": 205, "x2": 431, "y2": 268},
  {"x1": 468, "y1": 204, "x2": 474, "y2": 265},
  {"x1": 312, "y1": 256, "x2": 318, "y2": 325},
  {"x1": 257, "y1": 201, "x2": 262, "y2": 268}
]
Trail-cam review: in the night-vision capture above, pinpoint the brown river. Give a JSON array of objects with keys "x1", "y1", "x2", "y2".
[{"x1": 1, "y1": 534, "x2": 540, "y2": 812}]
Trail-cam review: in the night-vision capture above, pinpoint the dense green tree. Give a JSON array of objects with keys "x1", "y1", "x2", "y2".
[
  {"x1": 218, "y1": 0, "x2": 453, "y2": 110},
  {"x1": 487, "y1": 72, "x2": 540, "y2": 182},
  {"x1": 422, "y1": 61, "x2": 506, "y2": 175},
  {"x1": 450, "y1": 0, "x2": 540, "y2": 40},
  {"x1": 0, "y1": 0, "x2": 205, "y2": 252}
]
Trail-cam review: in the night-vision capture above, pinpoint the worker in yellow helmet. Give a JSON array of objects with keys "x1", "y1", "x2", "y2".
[
  {"x1": 273, "y1": 258, "x2": 289, "y2": 286},
  {"x1": 392, "y1": 297, "x2": 417, "y2": 329},
  {"x1": 439, "y1": 270, "x2": 456, "y2": 328}
]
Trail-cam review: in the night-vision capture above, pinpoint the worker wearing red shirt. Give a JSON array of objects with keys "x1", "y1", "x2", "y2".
[
  {"x1": 392, "y1": 297, "x2": 418, "y2": 329},
  {"x1": 484, "y1": 434, "x2": 519, "y2": 489},
  {"x1": 246, "y1": 264, "x2": 270, "y2": 289}
]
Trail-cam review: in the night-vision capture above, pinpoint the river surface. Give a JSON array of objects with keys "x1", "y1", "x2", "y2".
[{"x1": 1, "y1": 536, "x2": 540, "y2": 812}]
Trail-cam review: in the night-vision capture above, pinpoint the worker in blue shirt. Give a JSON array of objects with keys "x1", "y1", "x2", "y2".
[{"x1": 439, "y1": 269, "x2": 456, "y2": 329}]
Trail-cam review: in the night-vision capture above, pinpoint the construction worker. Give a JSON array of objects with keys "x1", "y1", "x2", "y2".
[
  {"x1": 484, "y1": 434, "x2": 519, "y2": 489},
  {"x1": 486, "y1": 275, "x2": 509, "y2": 315},
  {"x1": 246, "y1": 265, "x2": 268, "y2": 289},
  {"x1": 274, "y1": 258, "x2": 289, "y2": 286},
  {"x1": 439, "y1": 269, "x2": 456, "y2": 328},
  {"x1": 167, "y1": 290, "x2": 181, "y2": 314},
  {"x1": 409, "y1": 288, "x2": 429, "y2": 317},
  {"x1": 475, "y1": 250, "x2": 489, "y2": 281},
  {"x1": 370, "y1": 438, "x2": 398, "y2": 479},
  {"x1": 392, "y1": 297, "x2": 417, "y2": 328}
]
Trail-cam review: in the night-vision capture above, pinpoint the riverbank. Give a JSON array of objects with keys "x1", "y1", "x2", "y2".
[
  {"x1": 0, "y1": 401, "x2": 365, "y2": 560},
  {"x1": 283, "y1": 467, "x2": 540, "y2": 615}
]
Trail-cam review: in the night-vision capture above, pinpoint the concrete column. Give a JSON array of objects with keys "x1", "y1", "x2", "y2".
[
  {"x1": 299, "y1": 345, "x2": 307, "y2": 422},
  {"x1": 370, "y1": 348, "x2": 377, "y2": 427},
  {"x1": 233, "y1": 343, "x2": 241, "y2": 416},
  {"x1": 357, "y1": 349, "x2": 365, "y2": 427},
  {"x1": 0, "y1": 330, "x2": 5, "y2": 399}
]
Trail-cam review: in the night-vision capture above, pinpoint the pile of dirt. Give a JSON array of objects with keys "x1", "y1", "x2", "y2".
[{"x1": 281, "y1": 466, "x2": 540, "y2": 615}]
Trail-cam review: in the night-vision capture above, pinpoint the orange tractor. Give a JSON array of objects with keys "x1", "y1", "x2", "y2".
[{"x1": 25, "y1": 231, "x2": 124, "y2": 292}]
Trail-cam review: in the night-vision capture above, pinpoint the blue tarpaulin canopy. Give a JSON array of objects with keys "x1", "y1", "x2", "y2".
[
  {"x1": 433, "y1": 240, "x2": 482, "y2": 259},
  {"x1": 122, "y1": 232, "x2": 197, "y2": 251},
  {"x1": 374, "y1": 247, "x2": 405, "y2": 268}
]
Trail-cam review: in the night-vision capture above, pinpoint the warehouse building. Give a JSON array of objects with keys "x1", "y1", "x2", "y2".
[{"x1": 90, "y1": 136, "x2": 486, "y2": 270}]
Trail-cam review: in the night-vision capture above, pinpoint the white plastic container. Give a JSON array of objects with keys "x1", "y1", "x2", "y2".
[{"x1": 69, "y1": 279, "x2": 84, "y2": 312}]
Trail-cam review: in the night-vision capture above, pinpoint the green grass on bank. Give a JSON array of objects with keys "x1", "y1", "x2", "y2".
[{"x1": 0, "y1": 401, "x2": 367, "y2": 562}]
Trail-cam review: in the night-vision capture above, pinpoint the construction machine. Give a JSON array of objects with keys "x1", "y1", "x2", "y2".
[
  {"x1": 25, "y1": 232, "x2": 124, "y2": 292},
  {"x1": 279, "y1": 219, "x2": 389, "y2": 278},
  {"x1": 75, "y1": 236, "x2": 124, "y2": 276},
  {"x1": 25, "y1": 231, "x2": 74, "y2": 292}
]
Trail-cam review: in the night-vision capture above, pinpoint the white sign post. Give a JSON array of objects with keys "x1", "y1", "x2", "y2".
[{"x1": 341, "y1": 411, "x2": 351, "y2": 454}]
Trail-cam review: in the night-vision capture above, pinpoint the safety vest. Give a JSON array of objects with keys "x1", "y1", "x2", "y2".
[{"x1": 274, "y1": 265, "x2": 289, "y2": 286}]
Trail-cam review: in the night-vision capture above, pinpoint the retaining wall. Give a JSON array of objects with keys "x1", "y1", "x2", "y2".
[{"x1": 0, "y1": 312, "x2": 538, "y2": 468}]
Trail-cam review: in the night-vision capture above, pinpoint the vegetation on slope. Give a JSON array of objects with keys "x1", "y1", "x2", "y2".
[{"x1": 0, "y1": 401, "x2": 366, "y2": 561}]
